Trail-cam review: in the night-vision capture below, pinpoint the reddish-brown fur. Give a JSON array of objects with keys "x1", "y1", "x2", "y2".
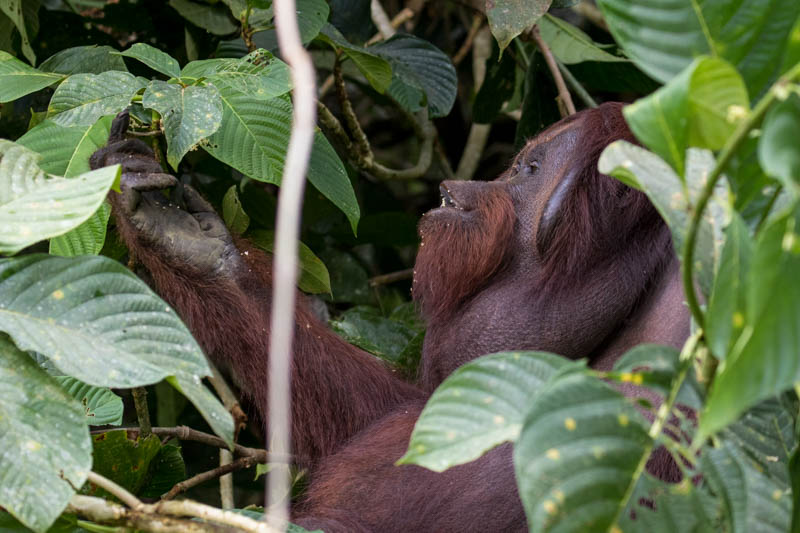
[{"x1": 93, "y1": 102, "x2": 688, "y2": 532}]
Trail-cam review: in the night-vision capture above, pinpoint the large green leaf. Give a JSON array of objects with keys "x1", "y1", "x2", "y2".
[
  {"x1": 48, "y1": 202, "x2": 112, "y2": 257},
  {"x1": 40, "y1": 45, "x2": 128, "y2": 75},
  {"x1": 759, "y1": 93, "x2": 800, "y2": 193},
  {"x1": 0, "y1": 141, "x2": 119, "y2": 254},
  {"x1": 486, "y1": 0, "x2": 551, "y2": 52},
  {"x1": 53, "y1": 376, "x2": 123, "y2": 426},
  {"x1": 372, "y1": 34, "x2": 457, "y2": 118},
  {"x1": 317, "y1": 24, "x2": 392, "y2": 93},
  {"x1": 598, "y1": 141, "x2": 725, "y2": 294},
  {"x1": 702, "y1": 203, "x2": 800, "y2": 438},
  {"x1": 618, "y1": 475, "x2": 715, "y2": 532},
  {"x1": 169, "y1": 0, "x2": 239, "y2": 36},
  {"x1": 138, "y1": 442, "x2": 186, "y2": 499},
  {"x1": 181, "y1": 49, "x2": 292, "y2": 99},
  {"x1": 0, "y1": 51, "x2": 63, "y2": 103},
  {"x1": 202, "y1": 87, "x2": 359, "y2": 231},
  {"x1": 623, "y1": 56, "x2": 749, "y2": 177},
  {"x1": 399, "y1": 352, "x2": 578, "y2": 472},
  {"x1": 596, "y1": 0, "x2": 800, "y2": 97},
  {"x1": 0, "y1": 335, "x2": 91, "y2": 533},
  {"x1": 0, "y1": 0, "x2": 35, "y2": 64},
  {"x1": 537, "y1": 14, "x2": 626, "y2": 65},
  {"x1": 222, "y1": 184, "x2": 250, "y2": 234},
  {"x1": 116, "y1": 43, "x2": 181, "y2": 79},
  {"x1": 47, "y1": 71, "x2": 145, "y2": 126},
  {"x1": 143, "y1": 80, "x2": 223, "y2": 169},
  {"x1": 514, "y1": 372, "x2": 651, "y2": 532}
]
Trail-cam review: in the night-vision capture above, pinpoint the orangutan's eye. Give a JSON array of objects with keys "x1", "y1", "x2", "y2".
[{"x1": 521, "y1": 160, "x2": 540, "y2": 177}]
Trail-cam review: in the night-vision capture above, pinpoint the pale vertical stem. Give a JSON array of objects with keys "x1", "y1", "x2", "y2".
[
  {"x1": 268, "y1": 0, "x2": 317, "y2": 527},
  {"x1": 219, "y1": 449, "x2": 234, "y2": 508},
  {"x1": 370, "y1": 0, "x2": 395, "y2": 39}
]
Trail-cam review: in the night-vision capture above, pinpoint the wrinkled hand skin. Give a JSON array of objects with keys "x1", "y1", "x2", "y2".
[{"x1": 90, "y1": 110, "x2": 244, "y2": 278}]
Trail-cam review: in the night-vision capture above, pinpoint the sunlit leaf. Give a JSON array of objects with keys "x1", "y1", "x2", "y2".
[
  {"x1": 47, "y1": 71, "x2": 144, "y2": 126},
  {"x1": 181, "y1": 49, "x2": 292, "y2": 99}
]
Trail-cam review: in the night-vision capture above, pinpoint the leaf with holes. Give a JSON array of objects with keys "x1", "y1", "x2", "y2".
[
  {"x1": 0, "y1": 0, "x2": 35, "y2": 64},
  {"x1": 0, "y1": 141, "x2": 119, "y2": 254},
  {"x1": 486, "y1": 0, "x2": 551, "y2": 53},
  {"x1": 596, "y1": 0, "x2": 800, "y2": 97},
  {"x1": 47, "y1": 71, "x2": 145, "y2": 126},
  {"x1": 372, "y1": 34, "x2": 456, "y2": 118},
  {"x1": 0, "y1": 254, "x2": 233, "y2": 445},
  {"x1": 0, "y1": 51, "x2": 63, "y2": 103},
  {"x1": 53, "y1": 376, "x2": 123, "y2": 426},
  {"x1": 143, "y1": 80, "x2": 222, "y2": 170},
  {"x1": 116, "y1": 43, "x2": 181, "y2": 79},
  {"x1": 399, "y1": 352, "x2": 580, "y2": 472},
  {"x1": 0, "y1": 335, "x2": 91, "y2": 533},
  {"x1": 513, "y1": 372, "x2": 651, "y2": 532},
  {"x1": 181, "y1": 50, "x2": 291, "y2": 99}
]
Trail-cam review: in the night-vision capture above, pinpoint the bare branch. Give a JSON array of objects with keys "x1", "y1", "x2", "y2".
[
  {"x1": 369, "y1": 268, "x2": 414, "y2": 286},
  {"x1": 530, "y1": 25, "x2": 576, "y2": 116},
  {"x1": 269, "y1": 0, "x2": 317, "y2": 526},
  {"x1": 163, "y1": 456, "x2": 261, "y2": 501},
  {"x1": 334, "y1": 56, "x2": 373, "y2": 161},
  {"x1": 87, "y1": 472, "x2": 143, "y2": 510},
  {"x1": 219, "y1": 449, "x2": 235, "y2": 509},
  {"x1": 370, "y1": 0, "x2": 395, "y2": 39},
  {"x1": 131, "y1": 387, "x2": 152, "y2": 439}
]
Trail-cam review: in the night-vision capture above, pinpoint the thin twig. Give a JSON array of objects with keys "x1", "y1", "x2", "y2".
[
  {"x1": 163, "y1": 456, "x2": 261, "y2": 501},
  {"x1": 269, "y1": 0, "x2": 317, "y2": 525},
  {"x1": 334, "y1": 56, "x2": 373, "y2": 160},
  {"x1": 455, "y1": 25, "x2": 492, "y2": 180},
  {"x1": 370, "y1": 0, "x2": 395, "y2": 39},
  {"x1": 452, "y1": 14, "x2": 483, "y2": 66},
  {"x1": 207, "y1": 362, "x2": 247, "y2": 508},
  {"x1": 87, "y1": 472, "x2": 143, "y2": 510},
  {"x1": 555, "y1": 58, "x2": 597, "y2": 108},
  {"x1": 369, "y1": 268, "x2": 414, "y2": 286},
  {"x1": 131, "y1": 387, "x2": 152, "y2": 439},
  {"x1": 219, "y1": 449, "x2": 235, "y2": 509},
  {"x1": 530, "y1": 25, "x2": 576, "y2": 116}
]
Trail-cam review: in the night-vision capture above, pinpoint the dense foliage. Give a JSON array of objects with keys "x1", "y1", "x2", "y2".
[{"x1": 0, "y1": 0, "x2": 799, "y2": 532}]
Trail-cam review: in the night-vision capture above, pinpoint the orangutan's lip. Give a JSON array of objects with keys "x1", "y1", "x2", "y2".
[{"x1": 439, "y1": 185, "x2": 461, "y2": 209}]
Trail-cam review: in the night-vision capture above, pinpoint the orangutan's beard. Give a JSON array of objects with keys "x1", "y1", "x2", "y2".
[{"x1": 413, "y1": 187, "x2": 515, "y2": 324}]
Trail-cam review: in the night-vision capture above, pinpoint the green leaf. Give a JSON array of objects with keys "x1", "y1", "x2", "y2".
[
  {"x1": 15, "y1": 116, "x2": 114, "y2": 177},
  {"x1": 116, "y1": 43, "x2": 181, "y2": 79},
  {"x1": 537, "y1": 14, "x2": 626, "y2": 64},
  {"x1": 372, "y1": 34, "x2": 457, "y2": 118},
  {"x1": 222, "y1": 184, "x2": 250, "y2": 234},
  {"x1": 610, "y1": 344, "x2": 680, "y2": 397},
  {"x1": 0, "y1": 0, "x2": 35, "y2": 64},
  {"x1": 0, "y1": 51, "x2": 63, "y2": 103},
  {"x1": 598, "y1": 141, "x2": 725, "y2": 295},
  {"x1": 330, "y1": 305, "x2": 423, "y2": 369},
  {"x1": 472, "y1": 42, "x2": 517, "y2": 124},
  {"x1": 49, "y1": 202, "x2": 112, "y2": 257},
  {"x1": 0, "y1": 141, "x2": 120, "y2": 254},
  {"x1": 623, "y1": 56, "x2": 749, "y2": 177},
  {"x1": 139, "y1": 443, "x2": 186, "y2": 499},
  {"x1": 706, "y1": 213, "x2": 753, "y2": 360},
  {"x1": 618, "y1": 476, "x2": 715, "y2": 532},
  {"x1": 143, "y1": 81, "x2": 222, "y2": 169},
  {"x1": 513, "y1": 372, "x2": 651, "y2": 532},
  {"x1": 702, "y1": 202, "x2": 800, "y2": 438},
  {"x1": 40, "y1": 45, "x2": 128, "y2": 75},
  {"x1": 170, "y1": 0, "x2": 239, "y2": 35},
  {"x1": 47, "y1": 71, "x2": 145, "y2": 126},
  {"x1": 0, "y1": 254, "x2": 233, "y2": 444},
  {"x1": 181, "y1": 49, "x2": 292, "y2": 99},
  {"x1": 317, "y1": 24, "x2": 392, "y2": 93},
  {"x1": 53, "y1": 376, "x2": 123, "y2": 426},
  {"x1": 487, "y1": 0, "x2": 551, "y2": 53},
  {"x1": 87, "y1": 431, "x2": 161, "y2": 499},
  {"x1": 759, "y1": 93, "x2": 800, "y2": 192},
  {"x1": 0, "y1": 335, "x2": 91, "y2": 533},
  {"x1": 249, "y1": 229, "x2": 331, "y2": 294},
  {"x1": 317, "y1": 249, "x2": 370, "y2": 304},
  {"x1": 203, "y1": 87, "x2": 359, "y2": 231},
  {"x1": 596, "y1": 0, "x2": 800, "y2": 97},
  {"x1": 399, "y1": 351, "x2": 578, "y2": 472}
]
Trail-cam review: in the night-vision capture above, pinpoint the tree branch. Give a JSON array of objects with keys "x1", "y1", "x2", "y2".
[
  {"x1": 131, "y1": 388, "x2": 152, "y2": 439},
  {"x1": 87, "y1": 472, "x2": 143, "y2": 510},
  {"x1": 370, "y1": 0, "x2": 395, "y2": 39},
  {"x1": 162, "y1": 456, "x2": 261, "y2": 501},
  {"x1": 530, "y1": 25, "x2": 576, "y2": 116}
]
